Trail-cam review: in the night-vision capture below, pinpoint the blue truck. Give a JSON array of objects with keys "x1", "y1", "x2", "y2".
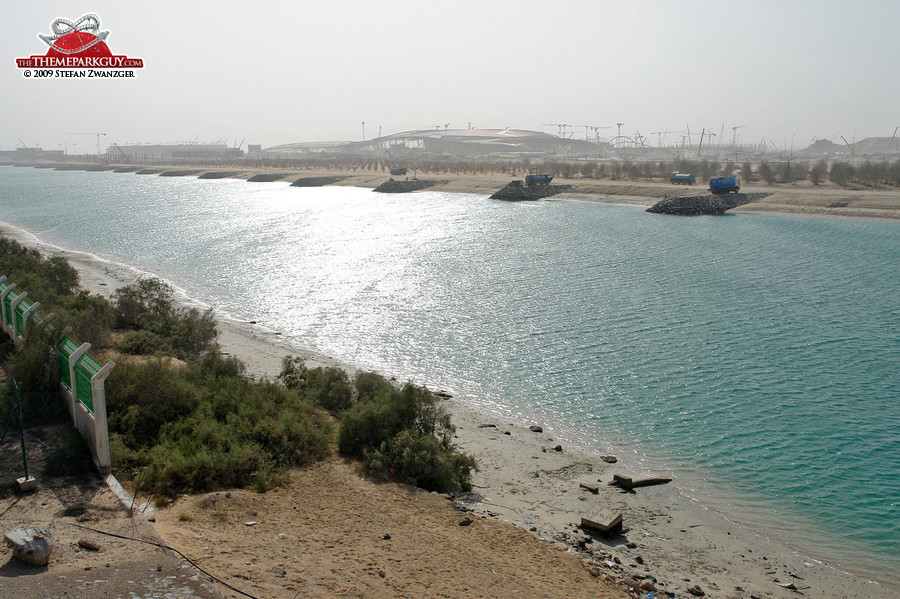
[
  {"x1": 669, "y1": 172, "x2": 696, "y2": 185},
  {"x1": 709, "y1": 176, "x2": 741, "y2": 194},
  {"x1": 525, "y1": 173, "x2": 553, "y2": 186}
]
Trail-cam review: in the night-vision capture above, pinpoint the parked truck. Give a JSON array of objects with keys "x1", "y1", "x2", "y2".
[
  {"x1": 389, "y1": 166, "x2": 408, "y2": 176},
  {"x1": 525, "y1": 173, "x2": 553, "y2": 186},
  {"x1": 709, "y1": 176, "x2": 741, "y2": 194},
  {"x1": 669, "y1": 172, "x2": 696, "y2": 185}
]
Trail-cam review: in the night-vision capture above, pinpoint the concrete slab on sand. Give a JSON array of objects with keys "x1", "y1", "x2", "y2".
[{"x1": 0, "y1": 472, "x2": 221, "y2": 598}]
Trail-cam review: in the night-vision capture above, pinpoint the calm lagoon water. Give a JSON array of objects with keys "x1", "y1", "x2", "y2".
[{"x1": 1, "y1": 166, "x2": 898, "y2": 583}]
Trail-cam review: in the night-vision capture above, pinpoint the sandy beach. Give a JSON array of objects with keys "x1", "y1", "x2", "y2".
[{"x1": 1, "y1": 175, "x2": 898, "y2": 598}]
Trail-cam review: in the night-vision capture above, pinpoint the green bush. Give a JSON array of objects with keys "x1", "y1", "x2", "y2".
[
  {"x1": 117, "y1": 329, "x2": 172, "y2": 355},
  {"x1": 3, "y1": 320, "x2": 62, "y2": 393},
  {"x1": 0, "y1": 238, "x2": 79, "y2": 307},
  {"x1": 362, "y1": 430, "x2": 477, "y2": 493},
  {"x1": 278, "y1": 357, "x2": 352, "y2": 413},
  {"x1": 107, "y1": 353, "x2": 332, "y2": 496},
  {"x1": 112, "y1": 277, "x2": 218, "y2": 358},
  {"x1": 354, "y1": 371, "x2": 393, "y2": 402},
  {"x1": 337, "y1": 373, "x2": 476, "y2": 493}
]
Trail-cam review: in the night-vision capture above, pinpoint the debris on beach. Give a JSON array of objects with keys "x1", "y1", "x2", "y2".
[
  {"x1": 4, "y1": 526, "x2": 54, "y2": 566},
  {"x1": 610, "y1": 473, "x2": 672, "y2": 491},
  {"x1": 580, "y1": 509, "x2": 623, "y2": 538},
  {"x1": 578, "y1": 482, "x2": 600, "y2": 494}
]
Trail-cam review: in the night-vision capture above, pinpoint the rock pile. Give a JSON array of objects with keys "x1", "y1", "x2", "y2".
[
  {"x1": 290, "y1": 176, "x2": 347, "y2": 187},
  {"x1": 646, "y1": 193, "x2": 768, "y2": 215},
  {"x1": 489, "y1": 184, "x2": 573, "y2": 201},
  {"x1": 373, "y1": 178, "x2": 448, "y2": 193}
]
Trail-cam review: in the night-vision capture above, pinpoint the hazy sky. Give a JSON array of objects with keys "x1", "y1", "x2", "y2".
[{"x1": 4, "y1": 1, "x2": 898, "y2": 153}]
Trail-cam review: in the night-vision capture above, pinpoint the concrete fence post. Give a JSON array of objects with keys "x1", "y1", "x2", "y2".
[
  {"x1": 22, "y1": 301, "x2": 40, "y2": 333},
  {"x1": 90, "y1": 361, "x2": 116, "y2": 473},
  {"x1": 0, "y1": 282, "x2": 16, "y2": 339},
  {"x1": 9, "y1": 291, "x2": 28, "y2": 340}
]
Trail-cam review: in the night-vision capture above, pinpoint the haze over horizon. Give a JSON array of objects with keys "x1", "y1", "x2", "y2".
[{"x1": 3, "y1": 1, "x2": 898, "y2": 154}]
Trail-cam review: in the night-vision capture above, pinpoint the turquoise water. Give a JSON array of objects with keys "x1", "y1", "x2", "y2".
[{"x1": 1, "y1": 166, "x2": 898, "y2": 584}]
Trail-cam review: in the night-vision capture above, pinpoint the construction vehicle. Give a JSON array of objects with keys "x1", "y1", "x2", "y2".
[
  {"x1": 389, "y1": 166, "x2": 407, "y2": 176},
  {"x1": 709, "y1": 176, "x2": 741, "y2": 194},
  {"x1": 669, "y1": 172, "x2": 696, "y2": 185},
  {"x1": 525, "y1": 173, "x2": 553, "y2": 186}
]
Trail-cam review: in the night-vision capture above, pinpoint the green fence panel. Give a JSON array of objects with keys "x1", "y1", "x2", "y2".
[
  {"x1": 15, "y1": 298, "x2": 31, "y2": 336},
  {"x1": 57, "y1": 336, "x2": 80, "y2": 389},
  {"x1": 3, "y1": 289, "x2": 16, "y2": 328},
  {"x1": 74, "y1": 353, "x2": 103, "y2": 414}
]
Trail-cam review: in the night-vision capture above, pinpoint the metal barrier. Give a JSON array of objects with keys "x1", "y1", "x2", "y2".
[{"x1": 0, "y1": 275, "x2": 115, "y2": 473}]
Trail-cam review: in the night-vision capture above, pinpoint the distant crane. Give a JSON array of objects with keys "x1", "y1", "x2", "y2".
[
  {"x1": 589, "y1": 125, "x2": 612, "y2": 143},
  {"x1": 634, "y1": 130, "x2": 648, "y2": 148},
  {"x1": 543, "y1": 124, "x2": 571, "y2": 138},
  {"x1": 731, "y1": 125, "x2": 745, "y2": 146},
  {"x1": 890, "y1": 126, "x2": 899, "y2": 149},
  {"x1": 840, "y1": 135, "x2": 855, "y2": 160},
  {"x1": 64, "y1": 132, "x2": 106, "y2": 156}
]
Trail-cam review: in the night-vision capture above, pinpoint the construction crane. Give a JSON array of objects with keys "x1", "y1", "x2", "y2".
[
  {"x1": 543, "y1": 124, "x2": 571, "y2": 138},
  {"x1": 731, "y1": 125, "x2": 745, "y2": 146},
  {"x1": 840, "y1": 135, "x2": 855, "y2": 160},
  {"x1": 587, "y1": 125, "x2": 612, "y2": 143},
  {"x1": 64, "y1": 132, "x2": 106, "y2": 156}
]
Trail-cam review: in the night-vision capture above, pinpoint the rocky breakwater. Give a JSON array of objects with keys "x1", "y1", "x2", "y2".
[
  {"x1": 646, "y1": 193, "x2": 768, "y2": 215},
  {"x1": 291, "y1": 175, "x2": 347, "y2": 187},
  {"x1": 490, "y1": 184, "x2": 574, "y2": 201},
  {"x1": 373, "y1": 178, "x2": 449, "y2": 193}
]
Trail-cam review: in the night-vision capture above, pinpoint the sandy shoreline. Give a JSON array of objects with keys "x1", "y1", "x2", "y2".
[{"x1": 1, "y1": 203, "x2": 898, "y2": 597}]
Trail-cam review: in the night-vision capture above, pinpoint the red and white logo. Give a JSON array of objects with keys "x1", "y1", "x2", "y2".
[{"x1": 16, "y1": 13, "x2": 143, "y2": 73}]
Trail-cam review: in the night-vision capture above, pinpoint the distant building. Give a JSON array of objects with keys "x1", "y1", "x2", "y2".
[
  {"x1": 109, "y1": 143, "x2": 243, "y2": 162},
  {"x1": 0, "y1": 147, "x2": 65, "y2": 161},
  {"x1": 265, "y1": 128, "x2": 609, "y2": 158}
]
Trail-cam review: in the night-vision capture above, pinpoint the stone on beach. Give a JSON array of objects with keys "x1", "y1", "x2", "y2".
[
  {"x1": 580, "y1": 509, "x2": 623, "y2": 537},
  {"x1": 4, "y1": 526, "x2": 54, "y2": 566}
]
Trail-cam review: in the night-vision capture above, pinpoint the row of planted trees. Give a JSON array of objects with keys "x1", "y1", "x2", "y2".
[{"x1": 209, "y1": 153, "x2": 900, "y2": 188}]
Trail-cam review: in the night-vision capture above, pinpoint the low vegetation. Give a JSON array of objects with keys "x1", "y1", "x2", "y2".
[
  {"x1": 279, "y1": 359, "x2": 476, "y2": 494},
  {"x1": 108, "y1": 354, "x2": 333, "y2": 496},
  {"x1": 1, "y1": 236, "x2": 477, "y2": 499}
]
